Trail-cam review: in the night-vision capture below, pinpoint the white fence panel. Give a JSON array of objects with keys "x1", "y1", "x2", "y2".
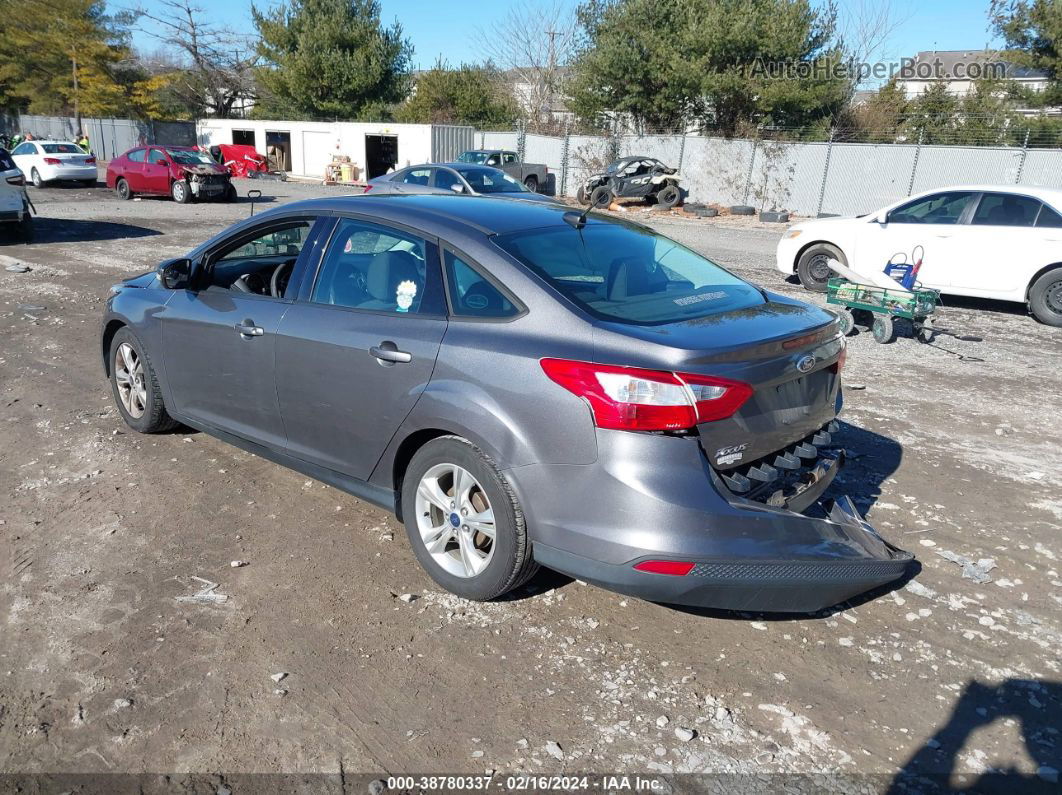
[
  {"x1": 820, "y1": 144, "x2": 918, "y2": 216},
  {"x1": 1017, "y1": 150, "x2": 1062, "y2": 190},
  {"x1": 681, "y1": 137, "x2": 757, "y2": 206},
  {"x1": 478, "y1": 130, "x2": 519, "y2": 151},
  {"x1": 911, "y1": 146, "x2": 1022, "y2": 195}
]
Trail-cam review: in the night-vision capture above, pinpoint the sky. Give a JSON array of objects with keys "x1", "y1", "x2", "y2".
[{"x1": 124, "y1": 0, "x2": 1004, "y2": 74}]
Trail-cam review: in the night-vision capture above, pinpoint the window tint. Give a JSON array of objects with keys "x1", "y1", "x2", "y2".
[
  {"x1": 12, "y1": 143, "x2": 34, "y2": 155},
  {"x1": 889, "y1": 192, "x2": 975, "y2": 225},
  {"x1": 312, "y1": 218, "x2": 443, "y2": 315},
  {"x1": 218, "y1": 223, "x2": 311, "y2": 262},
  {"x1": 457, "y1": 168, "x2": 526, "y2": 194},
  {"x1": 127, "y1": 149, "x2": 146, "y2": 163},
  {"x1": 494, "y1": 220, "x2": 762, "y2": 325},
  {"x1": 41, "y1": 143, "x2": 82, "y2": 154},
  {"x1": 1036, "y1": 204, "x2": 1062, "y2": 228},
  {"x1": 972, "y1": 193, "x2": 1040, "y2": 227},
  {"x1": 400, "y1": 168, "x2": 431, "y2": 186},
  {"x1": 444, "y1": 251, "x2": 519, "y2": 318},
  {"x1": 434, "y1": 168, "x2": 461, "y2": 191}
]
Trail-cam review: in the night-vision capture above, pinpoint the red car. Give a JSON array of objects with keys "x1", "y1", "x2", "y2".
[{"x1": 106, "y1": 145, "x2": 236, "y2": 204}]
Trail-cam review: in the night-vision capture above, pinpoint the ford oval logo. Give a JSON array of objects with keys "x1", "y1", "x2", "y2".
[{"x1": 796, "y1": 354, "x2": 816, "y2": 373}]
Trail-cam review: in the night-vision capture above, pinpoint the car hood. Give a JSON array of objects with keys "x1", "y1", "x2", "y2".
[{"x1": 178, "y1": 164, "x2": 227, "y2": 176}]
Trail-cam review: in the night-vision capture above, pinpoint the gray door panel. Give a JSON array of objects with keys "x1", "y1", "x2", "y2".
[
  {"x1": 161, "y1": 291, "x2": 290, "y2": 448},
  {"x1": 274, "y1": 307, "x2": 446, "y2": 478}
]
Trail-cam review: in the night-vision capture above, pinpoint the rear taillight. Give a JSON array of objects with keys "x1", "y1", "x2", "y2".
[
  {"x1": 43, "y1": 157, "x2": 61, "y2": 165},
  {"x1": 86, "y1": 156, "x2": 96, "y2": 164},
  {"x1": 831, "y1": 343, "x2": 847, "y2": 374},
  {"x1": 634, "y1": 560, "x2": 695, "y2": 576},
  {"x1": 363, "y1": 184, "x2": 373, "y2": 193},
  {"x1": 540, "y1": 358, "x2": 752, "y2": 432},
  {"x1": 6, "y1": 174, "x2": 24, "y2": 186}
]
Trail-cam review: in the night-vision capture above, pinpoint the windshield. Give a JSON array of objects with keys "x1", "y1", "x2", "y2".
[
  {"x1": 42, "y1": 143, "x2": 82, "y2": 154},
  {"x1": 459, "y1": 168, "x2": 527, "y2": 194},
  {"x1": 457, "y1": 151, "x2": 490, "y2": 164},
  {"x1": 494, "y1": 221, "x2": 763, "y2": 324},
  {"x1": 166, "y1": 148, "x2": 214, "y2": 165}
]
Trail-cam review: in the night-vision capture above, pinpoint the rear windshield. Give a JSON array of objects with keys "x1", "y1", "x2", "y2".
[
  {"x1": 494, "y1": 221, "x2": 763, "y2": 324},
  {"x1": 42, "y1": 143, "x2": 82, "y2": 154}
]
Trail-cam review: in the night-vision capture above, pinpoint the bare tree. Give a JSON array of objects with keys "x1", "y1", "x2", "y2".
[
  {"x1": 475, "y1": 1, "x2": 579, "y2": 133},
  {"x1": 837, "y1": 0, "x2": 914, "y2": 90},
  {"x1": 134, "y1": 0, "x2": 258, "y2": 118}
]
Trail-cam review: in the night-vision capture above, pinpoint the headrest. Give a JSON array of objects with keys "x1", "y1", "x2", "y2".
[
  {"x1": 606, "y1": 257, "x2": 668, "y2": 301},
  {"x1": 367, "y1": 250, "x2": 421, "y2": 302}
]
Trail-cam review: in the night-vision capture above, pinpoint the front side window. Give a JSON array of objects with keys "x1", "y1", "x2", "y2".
[
  {"x1": 972, "y1": 193, "x2": 1040, "y2": 227},
  {"x1": 434, "y1": 168, "x2": 462, "y2": 191},
  {"x1": 444, "y1": 251, "x2": 519, "y2": 318},
  {"x1": 458, "y1": 168, "x2": 527, "y2": 194},
  {"x1": 889, "y1": 192, "x2": 975, "y2": 225},
  {"x1": 219, "y1": 224, "x2": 311, "y2": 262},
  {"x1": 147, "y1": 148, "x2": 167, "y2": 165},
  {"x1": 494, "y1": 220, "x2": 762, "y2": 325},
  {"x1": 206, "y1": 220, "x2": 314, "y2": 295},
  {"x1": 311, "y1": 218, "x2": 443, "y2": 315},
  {"x1": 1036, "y1": 205, "x2": 1062, "y2": 228},
  {"x1": 41, "y1": 143, "x2": 81, "y2": 154}
]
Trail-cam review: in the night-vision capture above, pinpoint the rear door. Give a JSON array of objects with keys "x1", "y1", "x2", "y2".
[
  {"x1": 10, "y1": 142, "x2": 38, "y2": 176},
  {"x1": 275, "y1": 215, "x2": 448, "y2": 478},
  {"x1": 159, "y1": 215, "x2": 328, "y2": 449}
]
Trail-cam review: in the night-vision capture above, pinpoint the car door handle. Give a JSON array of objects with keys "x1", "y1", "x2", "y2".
[
  {"x1": 234, "y1": 319, "x2": 263, "y2": 337},
  {"x1": 370, "y1": 341, "x2": 412, "y2": 364}
]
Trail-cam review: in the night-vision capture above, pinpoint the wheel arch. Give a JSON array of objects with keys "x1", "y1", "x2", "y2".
[
  {"x1": 101, "y1": 318, "x2": 127, "y2": 376},
  {"x1": 1026, "y1": 262, "x2": 1062, "y2": 300}
]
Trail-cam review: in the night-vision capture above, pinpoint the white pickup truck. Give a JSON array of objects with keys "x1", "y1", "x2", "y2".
[{"x1": 456, "y1": 150, "x2": 549, "y2": 192}]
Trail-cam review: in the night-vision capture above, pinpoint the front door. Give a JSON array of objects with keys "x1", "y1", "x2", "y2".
[
  {"x1": 853, "y1": 191, "x2": 977, "y2": 291},
  {"x1": 159, "y1": 217, "x2": 323, "y2": 449},
  {"x1": 275, "y1": 216, "x2": 448, "y2": 479},
  {"x1": 142, "y1": 147, "x2": 171, "y2": 194}
]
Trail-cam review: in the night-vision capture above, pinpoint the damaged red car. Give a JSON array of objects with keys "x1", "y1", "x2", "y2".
[{"x1": 106, "y1": 145, "x2": 236, "y2": 204}]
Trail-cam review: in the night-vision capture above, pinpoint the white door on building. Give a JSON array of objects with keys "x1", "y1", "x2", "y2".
[{"x1": 301, "y1": 130, "x2": 333, "y2": 177}]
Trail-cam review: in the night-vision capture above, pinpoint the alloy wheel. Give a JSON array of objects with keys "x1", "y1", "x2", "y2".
[
  {"x1": 414, "y1": 463, "x2": 496, "y2": 578},
  {"x1": 114, "y1": 342, "x2": 147, "y2": 418}
]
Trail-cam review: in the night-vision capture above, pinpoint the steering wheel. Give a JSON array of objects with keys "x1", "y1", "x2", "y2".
[{"x1": 271, "y1": 261, "x2": 294, "y2": 298}]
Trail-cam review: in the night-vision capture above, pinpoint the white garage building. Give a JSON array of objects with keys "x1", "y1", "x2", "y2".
[{"x1": 196, "y1": 118, "x2": 474, "y2": 180}]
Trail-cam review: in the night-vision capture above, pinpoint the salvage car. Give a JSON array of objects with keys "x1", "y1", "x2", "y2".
[
  {"x1": 106, "y1": 145, "x2": 236, "y2": 203},
  {"x1": 366, "y1": 163, "x2": 558, "y2": 204},
  {"x1": 101, "y1": 194, "x2": 912, "y2": 613},
  {"x1": 456, "y1": 150, "x2": 549, "y2": 192},
  {"x1": 777, "y1": 185, "x2": 1062, "y2": 326},
  {"x1": 11, "y1": 139, "x2": 97, "y2": 187},
  {"x1": 0, "y1": 147, "x2": 33, "y2": 241},
  {"x1": 577, "y1": 156, "x2": 683, "y2": 208}
]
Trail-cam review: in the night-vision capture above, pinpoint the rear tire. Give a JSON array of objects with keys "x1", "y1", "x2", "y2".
[
  {"x1": 116, "y1": 178, "x2": 132, "y2": 200},
  {"x1": 108, "y1": 328, "x2": 179, "y2": 433},
  {"x1": 14, "y1": 214, "x2": 34, "y2": 243},
  {"x1": 589, "y1": 185, "x2": 614, "y2": 209},
  {"x1": 797, "y1": 243, "x2": 845, "y2": 292},
  {"x1": 30, "y1": 168, "x2": 44, "y2": 188},
  {"x1": 171, "y1": 179, "x2": 190, "y2": 204},
  {"x1": 81, "y1": 179, "x2": 96, "y2": 187},
  {"x1": 401, "y1": 436, "x2": 538, "y2": 601},
  {"x1": 872, "y1": 315, "x2": 895, "y2": 344},
  {"x1": 656, "y1": 183, "x2": 681, "y2": 208},
  {"x1": 222, "y1": 183, "x2": 237, "y2": 202},
  {"x1": 1028, "y1": 267, "x2": 1062, "y2": 327},
  {"x1": 835, "y1": 309, "x2": 854, "y2": 336},
  {"x1": 523, "y1": 175, "x2": 539, "y2": 192}
]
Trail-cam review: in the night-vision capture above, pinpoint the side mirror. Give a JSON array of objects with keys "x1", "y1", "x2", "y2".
[
  {"x1": 155, "y1": 158, "x2": 168, "y2": 166},
  {"x1": 157, "y1": 257, "x2": 191, "y2": 290},
  {"x1": 449, "y1": 183, "x2": 464, "y2": 193},
  {"x1": 874, "y1": 210, "x2": 889, "y2": 224}
]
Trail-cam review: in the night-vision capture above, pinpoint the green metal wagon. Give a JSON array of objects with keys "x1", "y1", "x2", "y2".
[{"x1": 826, "y1": 277, "x2": 941, "y2": 344}]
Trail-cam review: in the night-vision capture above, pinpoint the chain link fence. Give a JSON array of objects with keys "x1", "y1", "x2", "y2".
[
  {"x1": 479, "y1": 125, "x2": 1062, "y2": 217},
  {"x1": 11, "y1": 115, "x2": 195, "y2": 161}
]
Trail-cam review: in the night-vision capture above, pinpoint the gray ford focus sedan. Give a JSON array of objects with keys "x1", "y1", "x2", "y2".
[{"x1": 101, "y1": 194, "x2": 912, "y2": 613}]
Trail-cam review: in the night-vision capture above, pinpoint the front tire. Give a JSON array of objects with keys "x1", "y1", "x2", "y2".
[
  {"x1": 171, "y1": 179, "x2": 190, "y2": 204},
  {"x1": 401, "y1": 436, "x2": 538, "y2": 601},
  {"x1": 797, "y1": 243, "x2": 845, "y2": 292},
  {"x1": 656, "y1": 183, "x2": 681, "y2": 208},
  {"x1": 14, "y1": 214, "x2": 34, "y2": 242},
  {"x1": 589, "y1": 185, "x2": 614, "y2": 209},
  {"x1": 30, "y1": 168, "x2": 44, "y2": 188},
  {"x1": 222, "y1": 183, "x2": 237, "y2": 202},
  {"x1": 109, "y1": 328, "x2": 179, "y2": 433},
  {"x1": 1028, "y1": 267, "x2": 1062, "y2": 327}
]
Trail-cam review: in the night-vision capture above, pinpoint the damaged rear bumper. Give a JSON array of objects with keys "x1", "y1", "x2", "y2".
[{"x1": 511, "y1": 426, "x2": 914, "y2": 614}]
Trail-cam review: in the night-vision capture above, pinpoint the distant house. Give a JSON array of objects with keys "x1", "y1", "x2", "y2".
[{"x1": 896, "y1": 50, "x2": 1053, "y2": 111}]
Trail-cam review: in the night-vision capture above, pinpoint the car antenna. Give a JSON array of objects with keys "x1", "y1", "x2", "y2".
[
  {"x1": 247, "y1": 189, "x2": 262, "y2": 216},
  {"x1": 564, "y1": 191, "x2": 609, "y2": 229}
]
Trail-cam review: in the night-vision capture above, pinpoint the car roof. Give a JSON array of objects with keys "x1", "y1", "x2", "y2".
[
  {"x1": 252, "y1": 193, "x2": 615, "y2": 237},
  {"x1": 23, "y1": 140, "x2": 78, "y2": 146},
  {"x1": 911, "y1": 184, "x2": 1062, "y2": 205}
]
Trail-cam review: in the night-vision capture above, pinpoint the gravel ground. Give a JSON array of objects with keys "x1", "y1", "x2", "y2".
[{"x1": 1, "y1": 178, "x2": 1060, "y2": 789}]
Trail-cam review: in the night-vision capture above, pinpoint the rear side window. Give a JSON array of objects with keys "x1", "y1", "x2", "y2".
[
  {"x1": 127, "y1": 149, "x2": 146, "y2": 163},
  {"x1": 400, "y1": 168, "x2": 431, "y2": 186},
  {"x1": 12, "y1": 143, "x2": 35, "y2": 155},
  {"x1": 444, "y1": 251, "x2": 519, "y2": 318},
  {"x1": 494, "y1": 220, "x2": 762, "y2": 325},
  {"x1": 311, "y1": 217, "x2": 444, "y2": 315},
  {"x1": 1036, "y1": 205, "x2": 1062, "y2": 228},
  {"x1": 972, "y1": 193, "x2": 1040, "y2": 227}
]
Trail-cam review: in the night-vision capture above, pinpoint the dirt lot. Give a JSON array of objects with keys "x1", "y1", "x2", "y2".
[{"x1": 1, "y1": 178, "x2": 1060, "y2": 790}]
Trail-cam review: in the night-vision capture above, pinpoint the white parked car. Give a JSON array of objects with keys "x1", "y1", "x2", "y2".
[
  {"x1": 0, "y1": 147, "x2": 32, "y2": 242},
  {"x1": 776, "y1": 185, "x2": 1062, "y2": 326},
  {"x1": 10, "y1": 140, "x2": 97, "y2": 188}
]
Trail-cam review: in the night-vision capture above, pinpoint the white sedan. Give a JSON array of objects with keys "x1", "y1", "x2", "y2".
[
  {"x1": 776, "y1": 185, "x2": 1062, "y2": 326},
  {"x1": 10, "y1": 140, "x2": 97, "y2": 187}
]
